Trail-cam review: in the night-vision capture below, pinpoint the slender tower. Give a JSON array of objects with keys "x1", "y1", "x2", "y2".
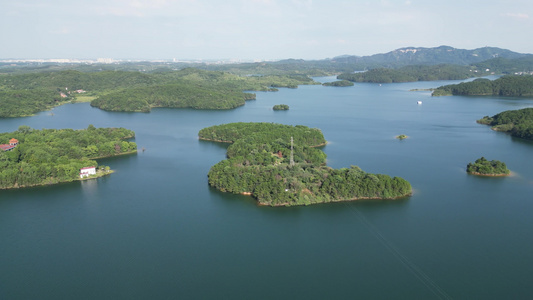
[{"x1": 290, "y1": 136, "x2": 295, "y2": 167}]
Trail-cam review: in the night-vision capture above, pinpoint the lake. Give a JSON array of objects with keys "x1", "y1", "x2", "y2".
[{"x1": 1, "y1": 77, "x2": 533, "y2": 299}]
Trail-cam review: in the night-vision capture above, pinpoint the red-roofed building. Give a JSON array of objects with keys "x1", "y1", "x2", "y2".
[
  {"x1": 0, "y1": 138, "x2": 18, "y2": 151},
  {"x1": 0, "y1": 144, "x2": 16, "y2": 151}
]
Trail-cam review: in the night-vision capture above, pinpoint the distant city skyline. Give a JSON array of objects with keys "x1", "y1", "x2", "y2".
[{"x1": 1, "y1": 0, "x2": 532, "y2": 60}]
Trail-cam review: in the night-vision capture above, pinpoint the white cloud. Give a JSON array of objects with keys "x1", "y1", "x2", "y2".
[
  {"x1": 505, "y1": 12, "x2": 529, "y2": 19},
  {"x1": 291, "y1": 0, "x2": 313, "y2": 9},
  {"x1": 93, "y1": 0, "x2": 205, "y2": 17},
  {"x1": 49, "y1": 28, "x2": 73, "y2": 35}
]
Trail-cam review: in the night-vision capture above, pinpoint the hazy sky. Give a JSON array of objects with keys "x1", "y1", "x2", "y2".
[{"x1": 1, "y1": 0, "x2": 532, "y2": 60}]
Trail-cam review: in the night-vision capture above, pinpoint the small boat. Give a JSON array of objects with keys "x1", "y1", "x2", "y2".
[{"x1": 417, "y1": 101, "x2": 422, "y2": 104}]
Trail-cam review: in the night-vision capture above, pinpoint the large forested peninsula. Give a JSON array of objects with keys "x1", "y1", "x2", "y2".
[
  {"x1": 199, "y1": 122, "x2": 412, "y2": 206},
  {"x1": 90, "y1": 83, "x2": 255, "y2": 112},
  {"x1": 0, "y1": 68, "x2": 318, "y2": 116},
  {"x1": 477, "y1": 107, "x2": 533, "y2": 140},
  {"x1": 0, "y1": 126, "x2": 137, "y2": 189},
  {"x1": 432, "y1": 75, "x2": 533, "y2": 96},
  {"x1": 337, "y1": 64, "x2": 482, "y2": 83}
]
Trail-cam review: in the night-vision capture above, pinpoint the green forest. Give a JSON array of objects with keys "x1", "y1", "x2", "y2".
[
  {"x1": 0, "y1": 69, "x2": 318, "y2": 116},
  {"x1": 199, "y1": 122, "x2": 411, "y2": 206},
  {"x1": 477, "y1": 107, "x2": 533, "y2": 140},
  {"x1": 0, "y1": 89, "x2": 68, "y2": 117},
  {"x1": 90, "y1": 83, "x2": 255, "y2": 112},
  {"x1": 432, "y1": 75, "x2": 533, "y2": 96},
  {"x1": 0, "y1": 125, "x2": 137, "y2": 189},
  {"x1": 337, "y1": 64, "x2": 481, "y2": 83},
  {"x1": 466, "y1": 157, "x2": 510, "y2": 176}
]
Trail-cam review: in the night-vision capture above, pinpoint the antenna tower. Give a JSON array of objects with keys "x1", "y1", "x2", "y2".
[{"x1": 290, "y1": 136, "x2": 295, "y2": 167}]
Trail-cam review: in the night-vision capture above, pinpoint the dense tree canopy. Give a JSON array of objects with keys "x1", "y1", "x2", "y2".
[
  {"x1": 199, "y1": 122, "x2": 411, "y2": 206},
  {"x1": 338, "y1": 64, "x2": 480, "y2": 83},
  {"x1": 477, "y1": 108, "x2": 533, "y2": 140},
  {"x1": 0, "y1": 89, "x2": 67, "y2": 117},
  {"x1": 91, "y1": 83, "x2": 253, "y2": 112},
  {"x1": 0, "y1": 126, "x2": 136, "y2": 189},
  {"x1": 433, "y1": 75, "x2": 533, "y2": 96},
  {"x1": 199, "y1": 122, "x2": 326, "y2": 146},
  {"x1": 467, "y1": 157, "x2": 510, "y2": 176}
]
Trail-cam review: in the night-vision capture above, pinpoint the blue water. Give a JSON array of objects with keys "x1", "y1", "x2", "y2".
[{"x1": 1, "y1": 77, "x2": 533, "y2": 299}]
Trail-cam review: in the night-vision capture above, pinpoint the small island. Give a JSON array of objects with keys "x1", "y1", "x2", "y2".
[
  {"x1": 273, "y1": 104, "x2": 289, "y2": 110},
  {"x1": 466, "y1": 157, "x2": 510, "y2": 176},
  {"x1": 322, "y1": 80, "x2": 354, "y2": 87},
  {"x1": 0, "y1": 125, "x2": 137, "y2": 189},
  {"x1": 199, "y1": 122, "x2": 411, "y2": 206},
  {"x1": 396, "y1": 134, "x2": 408, "y2": 140}
]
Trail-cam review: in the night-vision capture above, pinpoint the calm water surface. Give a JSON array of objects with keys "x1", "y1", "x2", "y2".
[{"x1": 1, "y1": 77, "x2": 533, "y2": 299}]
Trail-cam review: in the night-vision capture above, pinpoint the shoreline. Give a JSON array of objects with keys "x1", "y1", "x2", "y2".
[
  {"x1": 0, "y1": 169, "x2": 115, "y2": 190},
  {"x1": 467, "y1": 171, "x2": 511, "y2": 177},
  {"x1": 258, "y1": 194, "x2": 412, "y2": 207},
  {"x1": 79, "y1": 169, "x2": 115, "y2": 181},
  {"x1": 198, "y1": 137, "x2": 234, "y2": 144},
  {"x1": 90, "y1": 149, "x2": 138, "y2": 160},
  {"x1": 237, "y1": 191, "x2": 412, "y2": 207},
  {"x1": 311, "y1": 142, "x2": 328, "y2": 147}
]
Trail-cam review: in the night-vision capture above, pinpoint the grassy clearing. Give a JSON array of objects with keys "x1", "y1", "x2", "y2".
[{"x1": 73, "y1": 95, "x2": 97, "y2": 102}]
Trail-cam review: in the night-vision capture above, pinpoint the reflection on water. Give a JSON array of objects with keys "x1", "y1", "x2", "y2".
[{"x1": 80, "y1": 178, "x2": 98, "y2": 197}]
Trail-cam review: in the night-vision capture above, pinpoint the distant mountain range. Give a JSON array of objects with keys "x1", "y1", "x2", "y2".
[
  {"x1": 328, "y1": 45, "x2": 527, "y2": 67},
  {"x1": 240, "y1": 45, "x2": 532, "y2": 75},
  {"x1": 2, "y1": 45, "x2": 531, "y2": 76}
]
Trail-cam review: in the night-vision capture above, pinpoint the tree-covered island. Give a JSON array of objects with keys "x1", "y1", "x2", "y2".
[
  {"x1": 467, "y1": 157, "x2": 510, "y2": 176},
  {"x1": 477, "y1": 108, "x2": 533, "y2": 140},
  {"x1": 322, "y1": 80, "x2": 354, "y2": 87},
  {"x1": 199, "y1": 122, "x2": 412, "y2": 206},
  {"x1": 273, "y1": 104, "x2": 289, "y2": 110},
  {"x1": 0, "y1": 125, "x2": 137, "y2": 189},
  {"x1": 396, "y1": 134, "x2": 408, "y2": 140}
]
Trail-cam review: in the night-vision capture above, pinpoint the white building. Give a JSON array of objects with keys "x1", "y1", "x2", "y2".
[{"x1": 80, "y1": 166, "x2": 97, "y2": 178}]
